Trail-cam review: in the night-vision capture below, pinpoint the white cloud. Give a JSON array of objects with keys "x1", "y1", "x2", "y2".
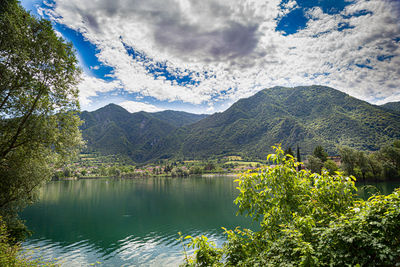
[
  {"x1": 279, "y1": 0, "x2": 298, "y2": 17},
  {"x1": 119, "y1": 101, "x2": 164, "y2": 113},
  {"x1": 40, "y1": 0, "x2": 400, "y2": 109},
  {"x1": 78, "y1": 73, "x2": 122, "y2": 106}
]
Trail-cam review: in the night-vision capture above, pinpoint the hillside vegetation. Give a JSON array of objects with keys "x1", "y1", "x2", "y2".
[
  {"x1": 80, "y1": 86, "x2": 400, "y2": 162},
  {"x1": 171, "y1": 86, "x2": 400, "y2": 159},
  {"x1": 382, "y1": 101, "x2": 400, "y2": 113},
  {"x1": 79, "y1": 104, "x2": 207, "y2": 162}
]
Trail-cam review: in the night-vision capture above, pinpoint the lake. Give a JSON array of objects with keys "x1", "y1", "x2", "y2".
[
  {"x1": 21, "y1": 176, "x2": 255, "y2": 266},
  {"x1": 21, "y1": 176, "x2": 400, "y2": 266}
]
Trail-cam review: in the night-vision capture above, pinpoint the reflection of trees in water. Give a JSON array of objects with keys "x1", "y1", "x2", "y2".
[
  {"x1": 357, "y1": 181, "x2": 400, "y2": 200},
  {"x1": 22, "y1": 177, "x2": 254, "y2": 249}
]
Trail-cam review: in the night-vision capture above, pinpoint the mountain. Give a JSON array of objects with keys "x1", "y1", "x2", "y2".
[
  {"x1": 151, "y1": 110, "x2": 209, "y2": 128},
  {"x1": 79, "y1": 104, "x2": 207, "y2": 162},
  {"x1": 80, "y1": 86, "x2": 400, "y2": 162},
  {"x1": 381, "y1": 101, "x2": 400, "y2": 113},
  {"x1": 162, "y1": 85, "x2": 400, "y2": 159}
]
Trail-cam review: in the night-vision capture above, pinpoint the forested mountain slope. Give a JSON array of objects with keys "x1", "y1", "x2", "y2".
[
  {"x1": 80, "y1": 86, "x2": 400, "y2": 162},
  {"x1": 79, "y1": 104, "x2": 207, "y2": 162},
  {"x1": 381, "y1": 101, "x2": 400, "y2": 113},
  {"x1": 150, "y1": 85, "x2": 400, "y2": 160}
]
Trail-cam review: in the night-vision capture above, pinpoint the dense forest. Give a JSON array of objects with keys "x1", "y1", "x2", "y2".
[{"x1": 80, "y1": 86, "x2": 400, "y2": 162}]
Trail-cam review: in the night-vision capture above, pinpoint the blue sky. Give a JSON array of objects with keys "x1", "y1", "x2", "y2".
[{"x1": 22, "y1": 0, "x2": 400, "y2": 114}]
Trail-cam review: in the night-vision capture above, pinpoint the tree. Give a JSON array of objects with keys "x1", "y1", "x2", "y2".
[
  {"x1": 355, "y1": 150, "x2": 371, "y2": 183},
  {"x1": 182, "y1": 146, "x2": 400, "y2": 266},
  {"x1": 378, "y1": 140, "x2": 400, "y2": 180},
  {"x1": 204, "y1": 162, "x2": 215, "y2": 171},
  {"x1": 313, "y1": 145, "x2": 328, "y2": 162},
  {"x1": 323, "y1": 159, "x2": 338, "y2": 175},
  {"x1": 296, "y1": 145, "x2": 302, "y2": 170},
  {"x1": 284, "y1": 147, "x2": 294, "y2": 157},
  {"x1": 306, "y1": 155, "x2": 323, "y2": 174},
  {"x1": 0, "y1": 0, "x2": 82, "y2": 240},
  {"x1": 296, "y1": 145, "x2": 301, "y2": 162},
  {"x1": 367, "y1": 153, "x2": 383, "y2": 181},
  {"x1": 63, "y1": 168, "x2": 72, "y2": 178},
  {"x1": 339, "y1": 147, "x2": 383, "y2": 182},
  {"x1": 339, "y1": 146, "x2": 358, "y2": 176},
  {"x1": 164, "y1": 164, "x2": 172, "y2": 173}
]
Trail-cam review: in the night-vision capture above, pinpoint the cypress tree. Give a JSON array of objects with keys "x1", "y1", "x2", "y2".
[
  {"x1": 296, "y1": 145, "x2": 301, "y2": 162},
  {"x1": 296, "y1": 145, "x2": 302, "y2": 171}
]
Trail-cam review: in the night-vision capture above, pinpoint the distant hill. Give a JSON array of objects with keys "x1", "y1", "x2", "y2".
[
  {"x1": 151, "y1": 110, "x2": 209, "y2": 128},
  {"x1": 381, "y1": 101, "x2": 400, "y2": 113},
  {"x1": 79, "y1": 104, "x2": 207, "y2": 162},
  {"x1": 80, "y1": 86, "x2": 400, "y2": 162}
]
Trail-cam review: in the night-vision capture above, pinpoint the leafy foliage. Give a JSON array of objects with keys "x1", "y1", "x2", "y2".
[
  {"x1": 0, "y1": 0, "x2": 82, "y2": 240},
  {"x1": 306, "y1": 155, "x2": 323, "y2": 174},
  {"x1": 284, "y1": 147, "x2": 294, "y2": 157},
  {"x1": 181, "y1": 146, "x2": 400, "y2": 266},
  {"x1": 182, "y1": 234, "x2": 223, "y2": 267},
  {"x1": 340, "y1": 140, "x2": 400, "y2": 181},
  {"x1": 313, "y1": 145, "x2": 328, "y2": 162},
  {"x1": 323, "y1": 159, "x2": 339, "y2": 175}
]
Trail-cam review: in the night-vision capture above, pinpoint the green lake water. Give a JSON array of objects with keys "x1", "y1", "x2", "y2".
[
  {"x1": 21, "y1": 176, "x2": 255, "y2": 266},
  {"x1": 356, "y1": 180, "x2": 400, "y2": 199},
  {"x1": 21, "y1": 176, "x2": 400, "y2": 266}
]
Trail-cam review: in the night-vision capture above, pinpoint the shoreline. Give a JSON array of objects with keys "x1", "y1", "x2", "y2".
[{"x1": 56, "y1": 172, "x2": 240, "y2": 181}]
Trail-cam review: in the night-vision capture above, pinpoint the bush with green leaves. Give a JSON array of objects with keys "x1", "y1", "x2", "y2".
[
  {"x1": 323, "y1": 159, "x2": 339, "y2": 175},
  {"x1": 181, "y1": 145, "x2": 400, "y2": 266}
]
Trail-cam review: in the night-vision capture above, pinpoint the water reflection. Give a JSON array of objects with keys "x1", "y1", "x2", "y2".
[
  {"x1": 21, "y1": 176, "x2": 254, "y2": 266},
  {"x1": 357, "y1": 181, "x2": 400, "y2": 199}
]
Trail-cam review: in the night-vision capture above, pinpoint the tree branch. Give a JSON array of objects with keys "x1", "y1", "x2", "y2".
[
  {"x1": 0, "y1": 89, "x2": 12, "y2": 111},
  {"x1": 0, "y1": 84, "x2": 46, "y2": 159},
  {"x1": 0, "y1": 182, "x2": 40, "y2": 209}
]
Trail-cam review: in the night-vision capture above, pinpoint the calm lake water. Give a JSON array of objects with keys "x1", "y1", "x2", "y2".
[
  {"x1": 21, "y1": 176, "x2": 255, "y2": 266},
  {"x1": 21, "y1": 176, "x2": 400, "y2": 266}
]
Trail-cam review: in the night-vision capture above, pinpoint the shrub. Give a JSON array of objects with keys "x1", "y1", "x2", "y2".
[{"x1": 181, "y1": 145, "x2": 400, "y2": 266}]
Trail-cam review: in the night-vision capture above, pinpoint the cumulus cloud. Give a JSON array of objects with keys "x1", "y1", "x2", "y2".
[
  {"x1": 78, "y1": 74, "x2": 122, "y2": 106},
  {"x1": 119, "y1": 101, "x2": 164, "y2": 113},
  {"x1": 40, "y1": 0, "x2": 400, "y2": 109}
]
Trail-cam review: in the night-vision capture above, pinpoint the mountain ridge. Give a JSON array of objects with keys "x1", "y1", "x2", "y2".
[
  {"x1": 80, "y1": 86, "x2": 400, "y2": 162},
  {"x1": 381, "y1": 101, "x2": 400, "y2": 114},
  {"x1": 79, "y1": 105, "x2": 207, "y2": 162}
]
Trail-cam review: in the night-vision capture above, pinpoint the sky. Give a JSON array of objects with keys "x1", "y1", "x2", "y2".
[{"x1": 21, "y1": 0, "x2": 400, "y2": 114}]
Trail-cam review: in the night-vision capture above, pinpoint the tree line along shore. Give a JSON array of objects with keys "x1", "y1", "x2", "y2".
[{"x1": 55, "y1": 141, "x2": 400, "y2": 183}]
